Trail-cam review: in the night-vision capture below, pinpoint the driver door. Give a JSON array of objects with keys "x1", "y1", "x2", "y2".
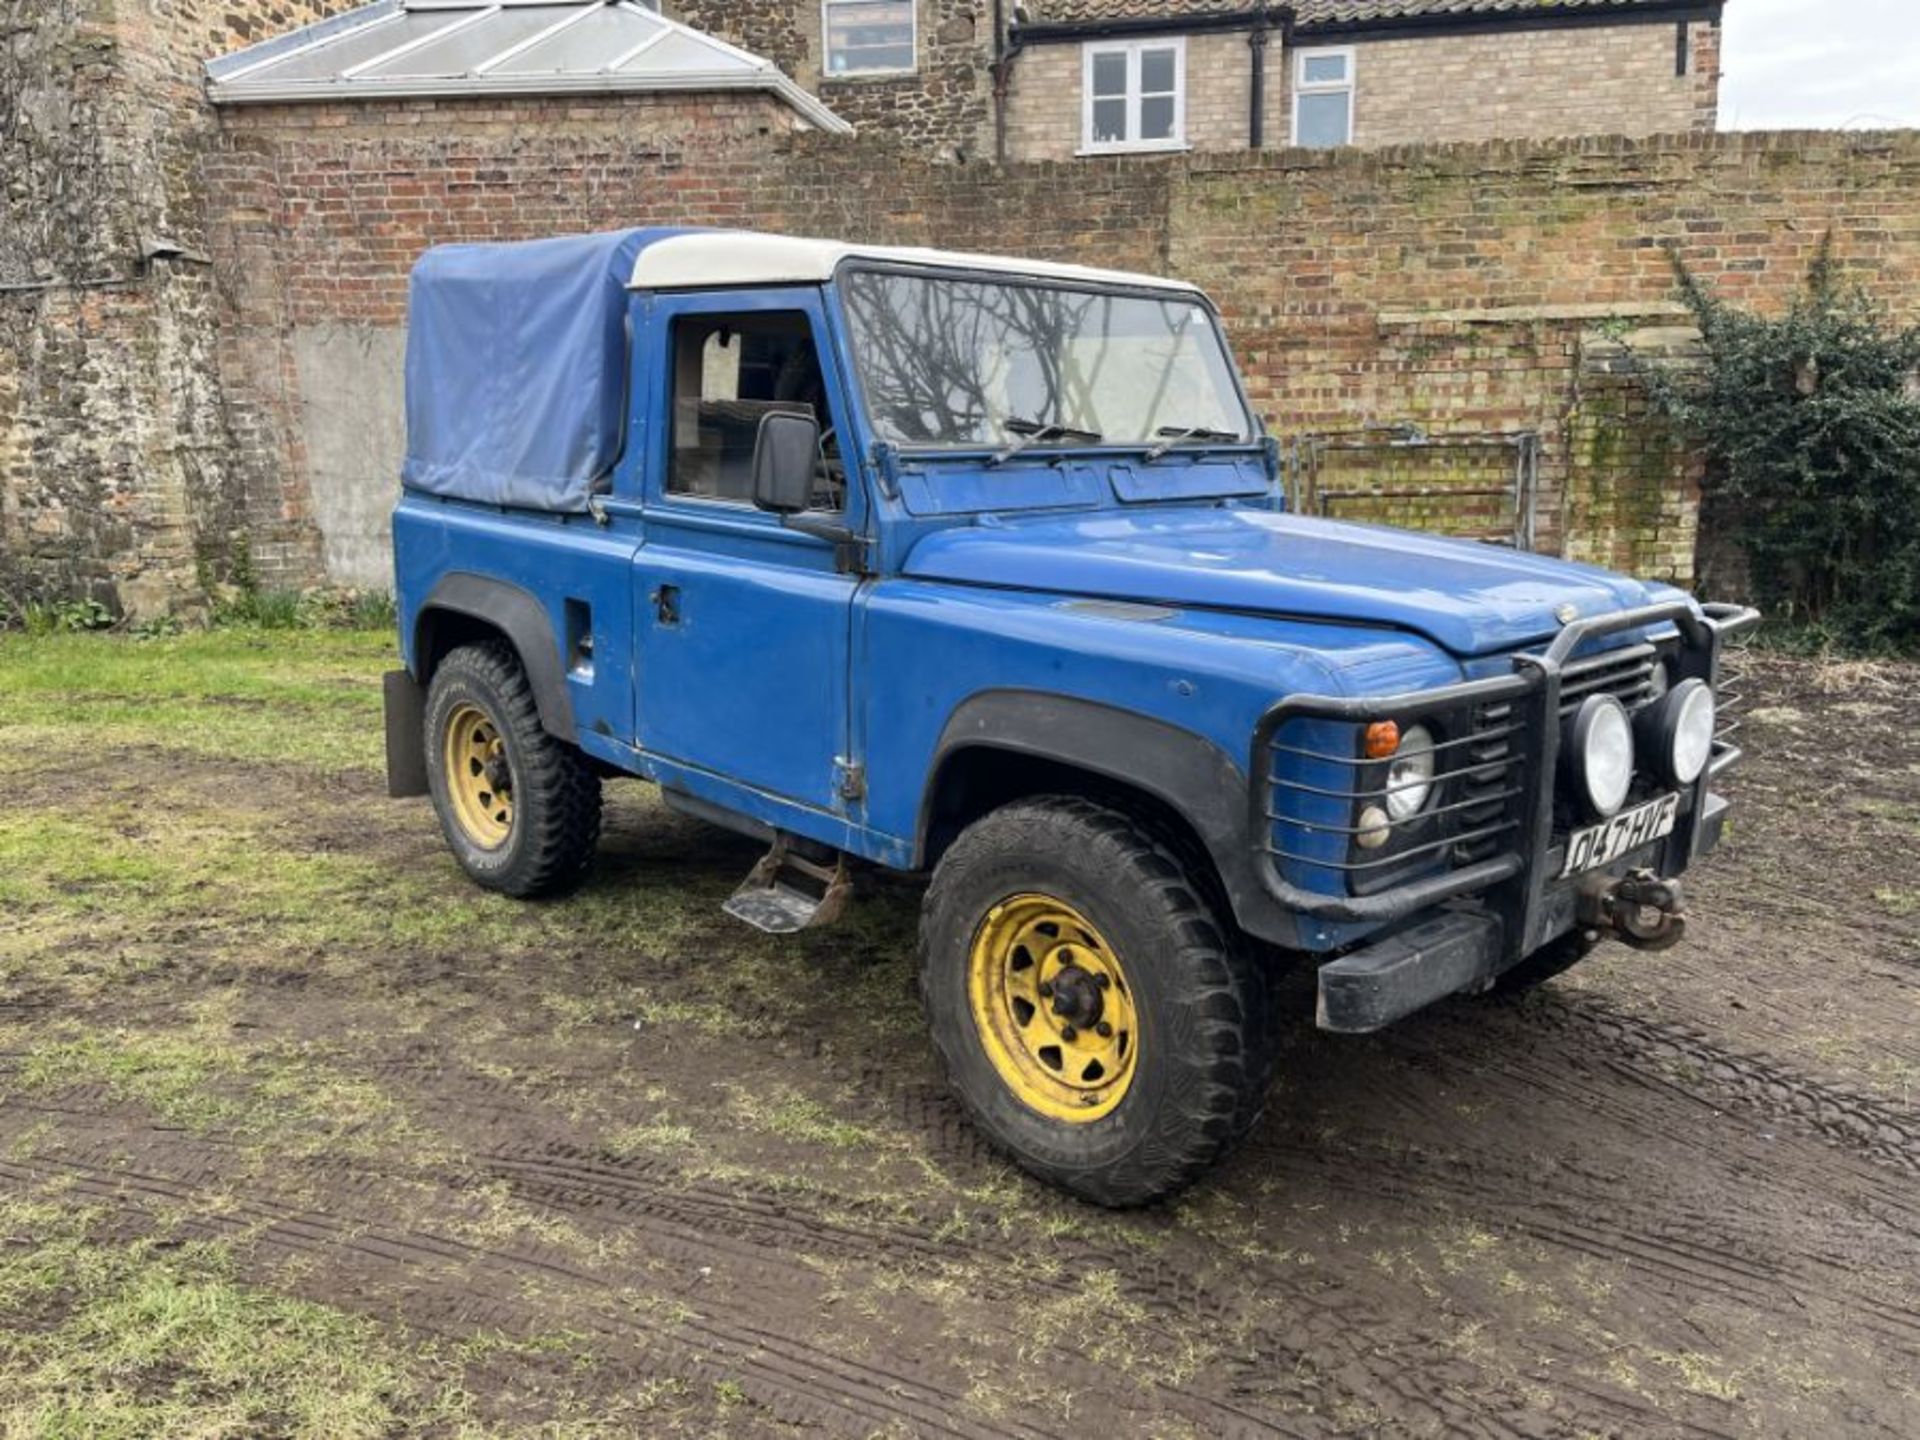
[{"x1": 632, "y1": 288, "x2": 860, "y2": 816}]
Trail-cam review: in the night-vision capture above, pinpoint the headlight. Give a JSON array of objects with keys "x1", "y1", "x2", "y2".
[
  {"x1": 1568, "y1": 694, "x2": 1634, "y2": 817},
  {"x1": 1649, "y1": 678, "x2": 1715, "y2": 786},
  {"x1": 1384, "y1": 724, "x2": 1436, "y2": 821}
]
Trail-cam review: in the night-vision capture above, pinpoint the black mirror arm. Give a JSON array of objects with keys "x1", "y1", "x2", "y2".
[{"x1": 780, "y1": 511, "x2": 870, "y2": 574}]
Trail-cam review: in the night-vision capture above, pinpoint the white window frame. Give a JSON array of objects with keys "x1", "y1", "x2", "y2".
[
  {"x1": 822, "y1": 0, "x2": 918, "y2": 78},
  {"x1": 1080, "y1": 37, "x2": 1188, "y2": 155},
  {"x1": 1292, "y1": 44, "x2": 1355, "y2": 148}
]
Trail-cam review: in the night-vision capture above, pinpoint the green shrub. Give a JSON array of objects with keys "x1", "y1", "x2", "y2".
[
  {"x1": 2, "y1": 596, "x2": 115, "y2": 636},
  {"x1": 1647, "y1": 241, "x2": 1920, "y2": 653},
  {"x1": 348, "y1": 588, "x2": 398, "y2": 632}
]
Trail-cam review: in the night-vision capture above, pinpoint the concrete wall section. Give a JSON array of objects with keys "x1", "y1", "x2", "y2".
[{"x1": 291, "y1": 326, "x2": 407, "y2": 589}]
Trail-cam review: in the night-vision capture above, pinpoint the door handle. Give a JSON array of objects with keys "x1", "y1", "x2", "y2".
[{"x1": 651, "y1": 584, "x2": 680, "y2": 626}]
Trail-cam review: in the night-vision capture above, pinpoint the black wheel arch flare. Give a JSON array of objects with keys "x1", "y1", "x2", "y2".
[
  {"x1": 920, "y1": 689, "x2": 1297, "y2": 949},
  {"x1": 413, "y1": 572, "x2": 577, "y2": 744}
]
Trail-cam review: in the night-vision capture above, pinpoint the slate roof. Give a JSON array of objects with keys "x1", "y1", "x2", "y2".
[{"x1": 1019, "y1": 0, "x2": 1698, "y2": 32}]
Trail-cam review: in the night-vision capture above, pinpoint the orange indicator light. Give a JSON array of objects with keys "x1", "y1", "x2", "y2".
[{"x1": 1363, "y1": 720, "x2": 1401, "y2": 759}]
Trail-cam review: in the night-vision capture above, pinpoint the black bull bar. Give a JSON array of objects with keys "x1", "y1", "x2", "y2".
[{"x1": 1249, "y1": 600, "x2": 1761, "y2": 1028}]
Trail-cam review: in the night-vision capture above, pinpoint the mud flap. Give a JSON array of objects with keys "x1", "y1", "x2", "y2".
[
  {"x1": 723, "y1": 835, "x2": 853, "y2": 934},
  {"x1": 384, "y1": 669, "x2": 429, "y2": 799}
]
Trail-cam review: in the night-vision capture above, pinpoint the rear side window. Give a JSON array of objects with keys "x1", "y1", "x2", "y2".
[{"x1": 667, "y1": 311, "x2": 839, "y2": 507}]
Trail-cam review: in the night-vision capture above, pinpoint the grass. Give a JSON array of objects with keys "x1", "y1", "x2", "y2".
[
  {"x1": 0, "y1": 628, "x2": 392, "y2": 773},
  {"x1": 9, "y1": 1021, "x2": 447, "y2": 1166},
  {"x1": 0, "y1": 1200, "x2": 469, "y2": 1439}
]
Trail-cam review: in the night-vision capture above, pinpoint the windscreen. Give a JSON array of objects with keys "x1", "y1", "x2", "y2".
[{"x1": 839, "y1": 269, "x2": 1253, "y2": 449}]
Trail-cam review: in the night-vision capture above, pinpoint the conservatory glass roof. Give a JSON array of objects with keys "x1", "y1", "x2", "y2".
[{"x1": 204, "y1": 0, "x2": 849, "y2": 132}]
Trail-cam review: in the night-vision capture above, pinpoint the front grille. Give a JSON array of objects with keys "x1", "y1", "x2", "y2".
[
  {"x1": 1453, "y1": 699, "x2": 1520, "y2": 865},
  {"x1": 1556, "y1": 641, "x2": 1661, "y2": 718}
]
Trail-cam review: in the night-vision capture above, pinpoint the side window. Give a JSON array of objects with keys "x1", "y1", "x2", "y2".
[{"x1": 667, "y1": 311, "x2": 843, "y2": 509}]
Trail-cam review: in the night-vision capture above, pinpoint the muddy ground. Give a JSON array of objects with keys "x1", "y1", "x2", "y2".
[{"x1": 0, "y1": 633, "x2": 1916, "y2": 1437}]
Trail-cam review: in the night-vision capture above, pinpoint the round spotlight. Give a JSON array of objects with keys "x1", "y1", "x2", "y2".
[
  {"x1": 1654, "y1": 678, "x2": 1715, "y2": 787},
  {"x1": 1567, "y1": 693, "x2": 1634, "y2": 817}
]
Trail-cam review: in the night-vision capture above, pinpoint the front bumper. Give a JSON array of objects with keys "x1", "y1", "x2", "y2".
[{"x1": 1248, "y1": 599, "x2": 1760, "y2": 1029}]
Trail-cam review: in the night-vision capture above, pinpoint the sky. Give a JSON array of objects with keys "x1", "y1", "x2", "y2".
[{"x1": 1719, "y1": 0, "x2": 1920, "y2": 130}]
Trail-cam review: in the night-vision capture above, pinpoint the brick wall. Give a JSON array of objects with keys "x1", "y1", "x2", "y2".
[
  {"x1": 1294, "y1": 19, "x2": 1713, "y2": 147},
  {"x1": 196, "y1": 120, "x2": 1920, "y2": 597},
  {"x1": 672, "y1": 0, "x2": 993, "y2": 160},
  {"x1": 12, "y1": 5, "x2": 1917, "y2": 613},
  {"x1": 0, "y1": 0, "x2": 358, "y2": 618},
  {"x1": 1002, "y1": 14, "x2": 1717, "y2": 162}
]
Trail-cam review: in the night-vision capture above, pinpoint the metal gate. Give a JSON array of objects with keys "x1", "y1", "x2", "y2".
[{"x1": 1286, "y1": 424, "x2": 1542, "y2": 550}]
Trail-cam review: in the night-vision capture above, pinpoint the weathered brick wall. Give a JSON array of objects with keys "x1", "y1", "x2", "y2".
[
  {"x1": 672, "y1": 0, "x2": 993, "y2": 160},
  {"x1": 0, "y1": 0, "x2": 357, "y2": 617},
  {"x1": 201, "y1": 123, "x2": 1920, "y2": 597},
  {"x1": 211, "y1": 92, "x2": 807, "y2": 581}
]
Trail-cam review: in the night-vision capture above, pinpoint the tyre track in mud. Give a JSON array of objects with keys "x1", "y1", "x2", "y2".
[
  {"x1": 1522, "y1": 994, "x2": 1920, "y2": 1177},
  {"x1": 289, "y1": 1054, "x2": 1725, "y2": 1433},
  {"x1": 12, "y1": 976, "x2": 1915, "y2": 1435},
  {"x1": 469, "y1": 1146, "x2": 1707, "y2": 1438},
  {"x1": 6, "y1": 1115, "x2": 1346, "y2": 1438},
  {"x1": 1, "y1": 1107, "x2": 1625, "y2": 1440},
  {"x1": 0, "y1": 1144, "x2": 1058, "y2": 1440},
  {"x1": 1257, "y1": 991, "x2": 1920, "y2": 1334}
]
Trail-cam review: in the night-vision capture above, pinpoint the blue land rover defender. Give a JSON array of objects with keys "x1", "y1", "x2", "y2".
[{"x1": 385, "y1": 228, "x2": 1756, "y2": 1205}]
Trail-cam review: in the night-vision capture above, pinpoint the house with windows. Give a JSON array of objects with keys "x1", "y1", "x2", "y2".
[{"x1": 670, "y1": 0, "x2": 1723, "y2": 162}]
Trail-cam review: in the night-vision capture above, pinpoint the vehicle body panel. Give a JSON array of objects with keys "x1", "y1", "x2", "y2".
[{"x1": 901, "y1": 507, "x2": 1678, "y2": 658}]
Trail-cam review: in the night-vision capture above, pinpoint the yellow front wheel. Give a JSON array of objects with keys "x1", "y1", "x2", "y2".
[
  {"x1": 919, "y1": 796, "x2": 1276, "y2": 1208},
  {"x1": 968, "y1": 895, "x2": 1138, "y2": 1123}
]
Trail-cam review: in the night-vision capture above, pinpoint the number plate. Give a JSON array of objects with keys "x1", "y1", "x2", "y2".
[{"x1": 1559, "y1": 793, "x2": 1680, "y2": 878}]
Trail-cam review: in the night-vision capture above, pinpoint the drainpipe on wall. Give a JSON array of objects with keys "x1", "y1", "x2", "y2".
[
  {"x1": 991, "y1": 0, "x2": 1023, "y2": 165},
  {"x1": 1247, "y1": 12, "x2": 1269, "y2": 149}
]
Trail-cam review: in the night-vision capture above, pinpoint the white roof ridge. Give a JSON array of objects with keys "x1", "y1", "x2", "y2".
[{"x1": 628, "y1": 231, "x2": 1201, "y2": 294}]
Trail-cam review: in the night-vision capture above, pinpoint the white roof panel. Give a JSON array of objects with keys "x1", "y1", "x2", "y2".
[
  {"x1": 490, "y1": 6, "x2": 651, "y2": 74},
  {"x1": 617, "y1": 30, "x2": 758, "y2": 74},
  {"x1": 355, "y1": 6, "x2": 561, "y2": 77},
  {"x1": 205, "y1": 0, "x2": 849, "y2": 132},
  {"x1": 628, "y1": 232, "x2": 1202, "y2": 295}
]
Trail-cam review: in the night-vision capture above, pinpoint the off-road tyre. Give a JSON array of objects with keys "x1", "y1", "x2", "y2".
[
  {"x1": 919, "y1": 796, "x2": 1277, "y2": 1207},
  {"x1": 1489, "y1": 928, "x2": 1600, "y2": 997},
  {"x1": 425, "y1": 640, "x2": 601, "y2": 898}
]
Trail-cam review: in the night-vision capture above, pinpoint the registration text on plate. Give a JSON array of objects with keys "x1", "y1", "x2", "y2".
[{"x1": 1560, "y1": 793, "x2": 1680, "y2": 878}]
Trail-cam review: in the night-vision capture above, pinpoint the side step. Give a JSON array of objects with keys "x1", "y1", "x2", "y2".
[{"x1": 722, "y1": 835, "x2": 854, "y2": 935}]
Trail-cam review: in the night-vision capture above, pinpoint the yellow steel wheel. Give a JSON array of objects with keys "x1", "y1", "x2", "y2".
[
  {"x1": 443, "y1": 702, "x2": 514, "y2": 849},
  {"x1": 967, "y1": 893, "x2": 1138, "y2": 1123}
]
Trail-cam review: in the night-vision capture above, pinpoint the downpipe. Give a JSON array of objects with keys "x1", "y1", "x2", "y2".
[{"x1": 1577, "y1": 867, "x2": 1686, "y2": 951}]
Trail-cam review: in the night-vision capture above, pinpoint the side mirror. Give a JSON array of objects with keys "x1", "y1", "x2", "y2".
[{"x1": 750, "y1": 410, "x2": 820, "y2": 515}]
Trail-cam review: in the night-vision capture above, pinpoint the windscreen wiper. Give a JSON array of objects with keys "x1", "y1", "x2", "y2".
[
  {"x1": 1143, "y1": 424, "x2": 1244, "y2": 462},
  {"x1": 988, "y1": 416, "x2": 1104, "y2": 467}
]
